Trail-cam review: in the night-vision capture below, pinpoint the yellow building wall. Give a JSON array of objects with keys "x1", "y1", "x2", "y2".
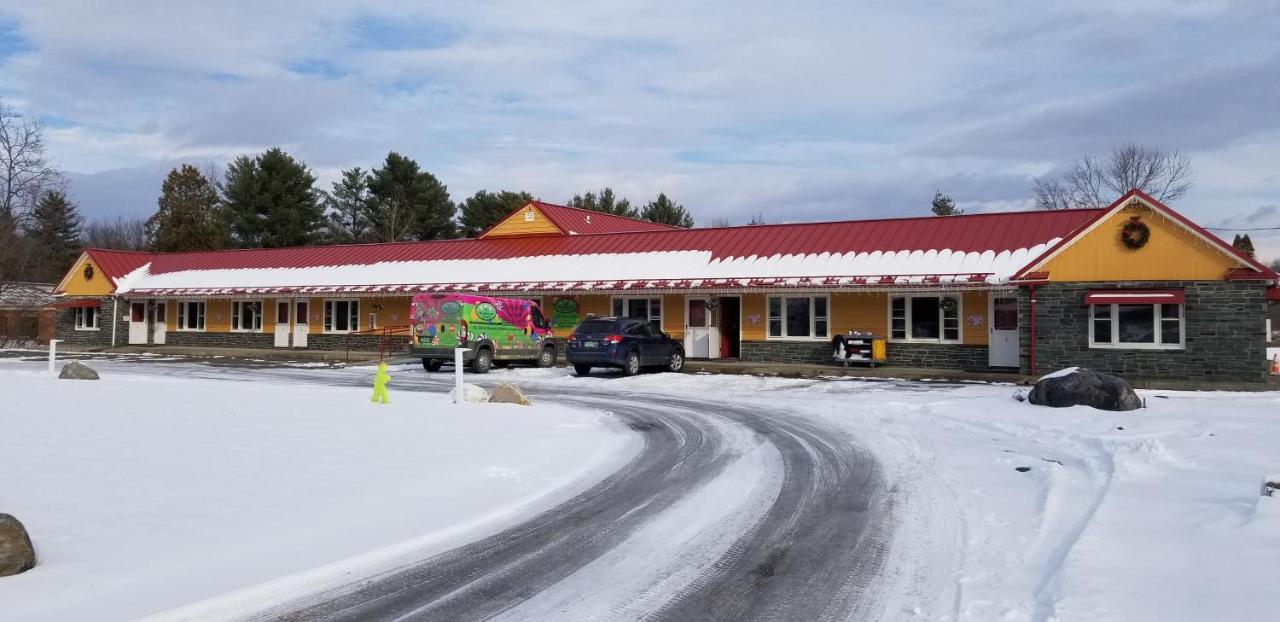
[
  {"x1": 663, "y1": 294, "x2": 685, "y2": 339},
  {"x1": 57, "y1": 253, "x2": 116, "y2": 297},
  {"x1": 308, "y1": 298, "x2": 325, "y2": 333},
  {"x1": 831, "y1": 292, "x2": 888, "y2": 335},
  {"x1": 741, "y1": 293, "x2": 767, "y2": 341},
  {"x1": 480, "y1": 204, "x2": 562, "y2": 238},
  {"x1": 1040, "y1": 204, "x2": 1238, "y2": 282},
  {"x1": 962, "y1": 290, "x2": 989, "y2": 346},
  {"x1": 204, "y1": 299, "x2": 231, "y2": 332}
]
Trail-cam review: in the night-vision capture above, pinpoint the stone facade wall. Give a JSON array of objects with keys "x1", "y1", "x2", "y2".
[
  {"x1": 1020, "y1": 281, "x2": 1269, "y2": 382},
  {"x1": 162, "y1": 331, "x2": 276, "y2": 349},
  {"x1": 741, "y1": 339, "x2": 990, "y2": 370},
  {"x1": 54, "y1": 296, "x2": 123, "y2": 348}
]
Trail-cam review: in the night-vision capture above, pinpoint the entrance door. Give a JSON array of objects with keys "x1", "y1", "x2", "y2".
[
  {"x1": 718, "y1": 296, "x2": 741, "y2": 358},
  {"x1": 685, "y1": 298, "x2": 711, "y2": 358},
  {"x1": 989, "y1": 296, "x2": 1019, "y2": 367},
  {"x1": 293, "y1": 301, "x2": 309, "y2": 348},
  {"x1": 128, "y1": 302, "x2": 148, "y2": 345},
  {"x1": 152, "y1": 302, "x2": 167, "y2": 345},
  {"x1": 274, "y1": 301, "x2": 291, "y2": 348}
]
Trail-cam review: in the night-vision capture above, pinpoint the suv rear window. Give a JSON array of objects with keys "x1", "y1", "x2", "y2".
[{"x1": 575, "y1": 319, "x2": 618, "y2": 335}]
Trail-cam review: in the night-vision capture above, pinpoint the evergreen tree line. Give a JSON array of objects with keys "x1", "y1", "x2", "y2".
[{"x1": 144, "y1": 148, "x2": 697, "y2": 252}]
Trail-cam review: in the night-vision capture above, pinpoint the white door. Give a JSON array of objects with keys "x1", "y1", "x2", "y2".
[
  {"x1": 293, "y1": 301, "x2": 309, "y2": 348},
  {"x1": 988, "y1": 296, "x2": 1019, "y2": 367},
  {"x1": 274, "y1": 301, "x2": 291, "y2": 347},
  {"x1": 684, "y1": 298, "x2": 711, "y2": 358},
  {"x1": 152, "y1": 302, "x2": 167, "y2": 345},
  {"x1": 128, "y1": 302, "x2": 148, "y2": 345}
]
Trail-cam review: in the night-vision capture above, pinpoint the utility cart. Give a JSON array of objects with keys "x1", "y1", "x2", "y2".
[{"x1": 831, "y1": 331, "x2": 887, "y2": 367}]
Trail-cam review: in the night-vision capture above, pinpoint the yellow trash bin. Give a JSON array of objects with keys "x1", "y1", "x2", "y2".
[{"x1": 871, "y1": 338, "x2": 887, "y2": 362}]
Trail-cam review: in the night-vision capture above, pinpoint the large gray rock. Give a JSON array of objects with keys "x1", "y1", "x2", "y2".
[
  {"x1": 1028, "y1": 367, "x2": 1142, "y2": 411},
  {"x1": 0, "y1": 513, "x2": 36, "y2": 577},
  {"x1": 489, "y1": 383, "x2": 531, "y2": 406},
  {"x1": 58, "y1": 361, "x2": 100, "y2": 380}
]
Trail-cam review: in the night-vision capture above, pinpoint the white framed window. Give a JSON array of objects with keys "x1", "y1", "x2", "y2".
[
  {"x1": 324, "y1": 299, "x2": 360, "y2": 333},
  {"x1": 1090, "y1": 303, "x2": 1183, "y2": 349},
  {"x1": 767, "y1": 295, "x2": 829, "y2": 339},
  {"x1": 888, "y1": 294, "x2": 961, "y2": 342},
  {"x1": 74, "y1": 306, "x2": 99, "y2": 330},
  {"x1": 231, "y1": 300, "x2": 263, "y2": 332},
  {"x1": 176, "y1": 301, "x2": 206, "y2": 331},
  {"x1": 612, "y1": 296, "x2": 662, "y2": 331}
]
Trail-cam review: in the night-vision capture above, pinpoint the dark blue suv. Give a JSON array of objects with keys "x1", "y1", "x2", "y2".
[{"x1": 566, "y1": 317, "x2": 685, "y2": 376}]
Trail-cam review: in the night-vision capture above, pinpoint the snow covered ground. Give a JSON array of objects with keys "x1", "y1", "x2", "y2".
[
  {"x1": 2, "y1": 351, "x2": 1278, "y2": 621},
  {"x1": 495, "y1": 367, "x2": 1280, "y2": 621},
  {"x1": 0, "y1": 356, "x2": 638, "y2": 622}
]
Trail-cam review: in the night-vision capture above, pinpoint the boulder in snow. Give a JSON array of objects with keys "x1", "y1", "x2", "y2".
[
  {"x1": 1028, "y1": 367, "x2": 1141, "y2": 412},
  {"x1": 1264, "y1": 476, "x2": 1279, "y2": 498},
  {"x1": 449, "y1": 383, "x2": 489, "y2": 403},
  {"x1": 58, "y1": 361, "x2": 99, "y2": 380},
  {"x1": 0, "y1": 513, "x2": 36, "y2": 577},
  {"x1": 489, "y1": 383, "x2": 531, "y2": 406}
]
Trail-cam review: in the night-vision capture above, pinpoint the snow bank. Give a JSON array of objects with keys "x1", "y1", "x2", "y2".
[{"x1": 0, "y1": 364, "x2": 636, "y2": 621}]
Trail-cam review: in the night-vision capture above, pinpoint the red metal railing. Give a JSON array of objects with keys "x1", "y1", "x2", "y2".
[{"x1": 344, "y1": 325, "x2": 414, "y2": 363}]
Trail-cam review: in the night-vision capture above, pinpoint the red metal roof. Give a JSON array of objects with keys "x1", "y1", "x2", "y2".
[
  {"x1": 135, "y1": 208, "x2": 1103, "y2": 275},
  {"x1": 84, "y1": 249, "x2": 155, "y2": 286},
  {"x1": 528, "y1": 201, "x2": 680, "y2": 235}
]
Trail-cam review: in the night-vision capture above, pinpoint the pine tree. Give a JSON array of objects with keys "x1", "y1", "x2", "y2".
[
  {"x1": 367, "y1": 152, "x2": 455, "y2": 241},
  {"x1": 931, "y1": 191, "x2": 961, "y2": 216},
  {"x1": 322, "y1": 167, "x2": 373, "y2": 244},
  {"x1": 24, "y1": 189, "x2": 82, "y2": 282},
  {"x1": 223, "y1": 148, "x2": 323, "y2": 248},
  {"x1": 147, "y1": 165, "x2": 227, "y2": 252},
  {"x1": 568, "y1": 187, "x2": 637, "y2": 218},
  {"x1": 1232, "y1": 233, "x2": 1256, "y2": 258},
  {"x1": 458, "y1": 190, "x2": 534, "y2": 237},
  {"x1": 640, "y1": 192, "x2": 694, "y2": 228}
]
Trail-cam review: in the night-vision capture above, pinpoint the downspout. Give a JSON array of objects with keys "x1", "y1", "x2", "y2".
[
  {"x1": 111, "y1": 297, "x2": 118, "y2": 347},
  {"x1": 1028, "y1": 284, "x2": 1037, "y2": 377}
]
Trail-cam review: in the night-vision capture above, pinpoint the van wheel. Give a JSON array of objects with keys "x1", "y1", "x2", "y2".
[
  {"x1": 537, "y1": 346, "x2": 556, "y2": 368},
  {"x1": 623, "y1": 350, "x2": 642, "y2": 376},
  {"x1": 423, "y1": 359, "x2": 443, "y2": 372},
  {"x1": 574, "y1": 364, "x2": 592, "y2": 377},
  {"x1": 668, "y1": 349, "x2": 684, "y2": 373},
  {"x1": 470, "y1": 348, "x2": 493, "y2": 374}
]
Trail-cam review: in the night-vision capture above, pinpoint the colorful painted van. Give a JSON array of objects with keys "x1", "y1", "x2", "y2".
[{"x1": 408, "y1": 294, "x2": 558, "y2": 373}]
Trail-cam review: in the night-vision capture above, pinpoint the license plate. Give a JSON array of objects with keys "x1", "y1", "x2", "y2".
[{"x1": 583, "y1": 341, "x2": 597, "y2": 349}]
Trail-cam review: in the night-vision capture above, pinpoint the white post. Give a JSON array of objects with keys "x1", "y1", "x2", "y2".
[
  {"x1": 48, "y1": 339, "x2": 63, "y2": 375},
  {"x1": 454, "y1": 348, "x2": 466, "y2": 404}
]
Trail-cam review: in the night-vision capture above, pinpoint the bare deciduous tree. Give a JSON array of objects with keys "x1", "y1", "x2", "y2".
[
  {"x1": 1, "y1": 98, "x2": 62, "y2": 292},
  {"x1": 83, "y1": 215, "x2": 149, "y2": 251},
  {"x1": 1034, "y1": 144, "x2": 1193, "y2": 210}
]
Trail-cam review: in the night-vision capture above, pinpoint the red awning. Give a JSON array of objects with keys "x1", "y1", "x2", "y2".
[
  {"x1": 51, "y1": 299, "x2": 101, "y2": 309},
  {"x1": 1267, "y1": 287, "x2": 1280, "y2": 301},
  {"x1": 1084, "y1": 289, "x2": 1185, "y2": 305}
]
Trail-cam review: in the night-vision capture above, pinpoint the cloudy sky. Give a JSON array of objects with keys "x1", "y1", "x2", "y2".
[{"x1": 1, "y1": 1, "x2": 1277, "y2": 259}]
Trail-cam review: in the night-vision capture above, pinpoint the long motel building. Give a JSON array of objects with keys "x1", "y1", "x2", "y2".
[{"x1": 52, "y1": 190, "x2": 1280, "y2": 382}]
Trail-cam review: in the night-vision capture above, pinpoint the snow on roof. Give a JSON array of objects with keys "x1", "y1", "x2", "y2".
[{"x1": 113, "y1": 208, "x2": 1103, "y2": 296}]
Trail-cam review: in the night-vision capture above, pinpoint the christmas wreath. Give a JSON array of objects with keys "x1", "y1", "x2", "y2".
[
  {"x1": 939, "y1": 297, "x2": 958, "y2": 313},
  {"x1": 1120, "y1": 218, "x2": 1150, "y2": 249}
]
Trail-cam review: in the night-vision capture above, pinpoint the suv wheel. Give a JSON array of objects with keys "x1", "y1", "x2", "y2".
[
  {"x1": 668, "y1": 349, "x2": 684, "y2": 373},
  {"x1": 623, "y1": 350, "x2": 642, "y2": 376},
  {"x1": 470, "y1": 348, "x2": 493, "y2": 374},
  {"x1": 423, "y1": 359, "x2": 443, "y2": 372},
  {"x1": 537, "y1": 346, "x2": 556, "y2": 368},
  {"x1": 574, "y1": 364, "x2": 592, "y2": 376}
]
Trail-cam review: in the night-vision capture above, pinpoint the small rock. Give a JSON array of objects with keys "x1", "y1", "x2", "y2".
[
  {"x1": 1116, "y1": 426, "x2": 1125, "y2": 431},
  {"x1": 0, "y1": 513, "x2": 36, "y2": 577},
  {"x1": 58, "y1": 361, "x2": 100, "y2": 380},
  {"x1": 449, "y1": 383, "x2": 489, "y2": 403},
  {"x1": 1264, "y1": 479, "x2": 1279, "y2": 498},
  {"x1": 1028, "y1": 367, "x2": 1141, "y2": 412},
  {"x1": 488, "y1": 383, "x2": 531, "y2": 406},
  {"x1": 1015, "y1": 466, "x2": 1032, "y2": 473}
]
